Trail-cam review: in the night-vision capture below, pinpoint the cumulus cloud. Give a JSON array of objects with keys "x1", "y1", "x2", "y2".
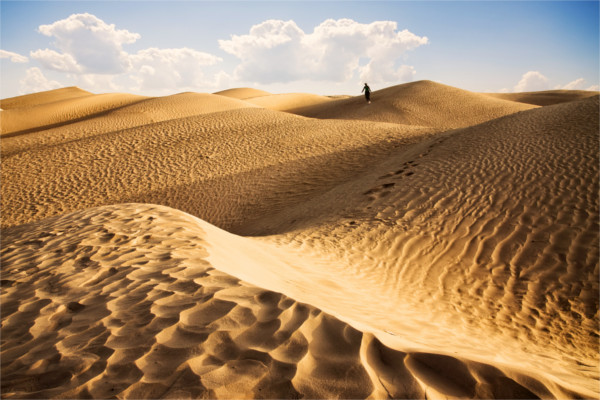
[
  {"x1": 514, "y1": 71, "x2": 549, "y2": 92},
  {"x1": 219, "y1": 19, "x2": 428, "y2": 85},
  {"x1": 558, "y1": 78, "x2": 585, "y2": 90},
  {"x1": 32, "y1": 13, "x2": 139, "y2": 74},
  {"x1": 30, "y1": 49, "x2": 81, "y2": 73},
  {"x1": 26, "y1": 13, "x2": 225, "y2": 94},
  {"x1": 1, "y1": 49, "x2": 29, "y2": 63},
  {"x1": 129, "y1": 47, "x2": 222, "y2": 91},
  {"x1": 19, "y1": 67, "x2": 62, "y2": 94},
  {"x1": 554, "y1": 78, "x2": 598, "y2": 91}
]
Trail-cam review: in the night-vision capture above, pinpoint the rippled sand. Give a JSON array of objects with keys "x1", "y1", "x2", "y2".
[{"x1": 1, "y1": 81, "x2": 598, "y2": 398}]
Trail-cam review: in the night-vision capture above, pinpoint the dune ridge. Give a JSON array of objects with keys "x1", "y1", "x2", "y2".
[
  {"x1": 483, "y1": 89, "x2": 600, "y2": 106},
  {"x1": 288, "y1": 80, "x2": 538, "y2": 128},
  {"x1": 0, "y1": 86, "x2": 92, "y2": 110},
  {"x1": 1, "y1": 83, "x2": 598, "y2": 399},
  {"x1": 0, "y1": 204, "x2": 584, "y2": 399},
  {"x1": 244, "y1": 93, "x2": 335, "y2": 112},
  {"x1": 214, "y1": 87, "x2": 272, "y2": 100}
]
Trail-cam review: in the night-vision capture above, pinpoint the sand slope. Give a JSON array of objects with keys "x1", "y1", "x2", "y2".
[
  {"x1": 1, "y1": 92, "x2": 260, "y2": 157},
  {"x1": 1, "y1": 103, "x2": 434, "y2": 229},
  {"x1": 214, "y1": 87, "x2": 272, "y2": 100},
  {"x1": 245, "y1": 93, "x2": 335, "y2": 112},
  {"x1": 0, "y1": 92, "x2": 149, "y2": 136},
  {"x1": 484, "y1": 89, "x2": 600, "y2": 106},
  {"x1": 259, "y1": 95, "x2": 600, "y2": 396},
  {"x1": 288, "y1": 80, "x2": 537, "y2": 129},
  {"x1": 1, "y1": 85, "x2": 598, "y2": 399},
  {"x1": 0, "y1": 203, "x2": 582, "y2": 399},
  {"x1": 0, "y1": 86, "x2": 92, "y2": 110}
]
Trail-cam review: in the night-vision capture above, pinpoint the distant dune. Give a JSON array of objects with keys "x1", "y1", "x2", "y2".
[
  {"x1": 483, "y1": 89, "x2": 599, "y2": 106},
  {"x1": 243, "y1": 93, "x2": 335, "y2": 112},
  {"x1": 214, "y1": 87, "x2": 272, "y2": 100},
  {"x1": 1, "y1": 82, "x2": 598, "y2": 399},
  {"x1": 0, "y1": 86, "x2": 92, "y2": 110},
  {"x1": 288, "y1": 80, "x2": 538, "y2": 128}
]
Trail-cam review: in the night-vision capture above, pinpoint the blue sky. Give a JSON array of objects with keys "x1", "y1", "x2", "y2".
[{"x1": 1, "y1": 1, "x2": 598, "y2": 98}]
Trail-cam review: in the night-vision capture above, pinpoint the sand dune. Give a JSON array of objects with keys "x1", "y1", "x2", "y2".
[
  {"x1": 1, "y1": 84, "x2": 598, "y2": 399},
  {"x1": 1, "y1": 102, "x2": 434, "y2": 229},
  {"x1": 288, "y1": 80, "x2": 537, "y2": 128},
  {"x1": 214, "y1": 87, "x2": 272, "y2": 100},
  {"x1": 0, "y1": 86, "x2": 92, "y2": 110},
  {"x1": 484, "y1": 89, "x2": 600, "y2": 106},
  {"x1": 0, "y1": 92, "x2": 149, "y2": 136},
  {"x1": 244, "y1": 93, "x2": 335, "y2": 112},
  {"x1": 0, "y1": 204, "x2": 585, "y2": 399},
  {"x1": 1, "y1": 92, "x2": 260, "y2": 157}
]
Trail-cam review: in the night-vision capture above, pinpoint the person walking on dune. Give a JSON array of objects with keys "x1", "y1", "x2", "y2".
[{"x1": 362, "y1": 83, "x2": 372, "y2": 104}]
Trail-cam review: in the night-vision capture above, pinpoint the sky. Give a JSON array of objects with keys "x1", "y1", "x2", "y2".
[{"x1": 1, "y1": 0, "x2": 599, "y2": 98}]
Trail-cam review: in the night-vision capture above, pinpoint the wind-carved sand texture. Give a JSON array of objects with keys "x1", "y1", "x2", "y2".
[{"x1": 1, "y1": 81, "x2": 599, "y2": 399}]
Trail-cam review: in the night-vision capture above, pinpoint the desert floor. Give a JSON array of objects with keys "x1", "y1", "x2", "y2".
[{"x1": 1, "y1": 81, "x2": 598, "y2": 399}]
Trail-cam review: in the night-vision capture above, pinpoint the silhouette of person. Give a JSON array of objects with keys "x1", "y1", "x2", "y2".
[{"x1": 362, "y1": 83, "x2": 371, "y2": 103}]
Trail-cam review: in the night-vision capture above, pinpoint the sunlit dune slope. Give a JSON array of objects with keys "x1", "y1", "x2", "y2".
[
  {"x1": 289, "y1": 80, "x2": 537, "y2": 128},
  {"x1": 1, "y1": 92, "x2": 260, "y2": 156},
  {"x1": 0, "y1": 86, "x2": 92, "y2": 110},
  {"x1": 0, "y1": 92, "x2": 149, "y2": 135},
  {"x1": 257, "y1": 95, "x2": 599, "y2": 398},
  {"x1": 214, "y1": 87, "x2": 272, "y2": 99},
  {"x1": 484, "y1": 89, "x2": 600, "y2": 106},
  {"x1": 0, "y1": 203, "x2": 583, "y2": 399},
  {"x1": 244, "y1": 93, "x2": 334, "y2": 111}
]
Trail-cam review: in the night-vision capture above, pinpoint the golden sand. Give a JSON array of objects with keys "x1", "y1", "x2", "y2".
[{"x1": 1, "y1": 81, "x2": 598, "y2": 398}]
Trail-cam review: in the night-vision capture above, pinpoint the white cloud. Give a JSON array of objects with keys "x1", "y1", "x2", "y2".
[
  {"x1": 30, "y1": 49, "x2": 81, "y2": 73},
  {"x1": 27, "y1": 13, "x2": 225, "y2": 94},
  {"x1": 558, "y1": 78, "x2": 585, "y2": 90},
  {"x1": 0, "y1": 49, "x2": 29, "y2": 63},
  {"x1": 19, "y1": 67, "x2": 62, "y2": 94},
  {"x1": 554, "y1": 78, "x2": 598, "y2": 91},
  {"x1": 129, "y1": 47, "x2": 222, "y2": 91},
  {"x1": 514, "y1": 71, "x2": 549, "y2": 92},
  {"x1": 32, "y1": 13, "x2": 140, "y2": 74},
  {"x1": 219, "y1": 18, "x2": 428, "y2": 86}
]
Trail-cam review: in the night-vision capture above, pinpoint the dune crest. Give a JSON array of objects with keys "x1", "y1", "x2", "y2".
[
  {"x1": 0, "y1": 204, "x2": 583, "y2": 399},
  {"x1": 483, "y1": 89, "x2": 600, "y2": 106},
  {"x1": 289, "y1": 80, "x2": 537, "y2": 128},
  {"x1": 214, "y1": 87, "x2": 272, "y2": 100},
  {"x1": 0, "y1": 86, "x2": 92, "y2": 110}
]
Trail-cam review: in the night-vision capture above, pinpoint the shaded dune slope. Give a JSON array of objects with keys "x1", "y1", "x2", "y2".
[
  {"x1": 288, "y1": 80, "x2": 537, "y2": 129},
  {"x1": 0, "y1": 204, "x2": 580, "y2": 399},
  {"x1": 1, "y1": 105, "x2": 434, "y2": 229}
]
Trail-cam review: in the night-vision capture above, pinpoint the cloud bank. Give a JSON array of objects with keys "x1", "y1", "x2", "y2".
[
  {"x1": 219, "y1": 19, "x2": 428, "y2": 85},
  {"x1": 1, "y1": 49, "x2": 29, "y2": 63},
  {"x1": 504, "y1": 71, "x2": 599, "y2": 93},
  {"x1": 26, "y1": 13, "x2": 222, "y2": 94}
]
